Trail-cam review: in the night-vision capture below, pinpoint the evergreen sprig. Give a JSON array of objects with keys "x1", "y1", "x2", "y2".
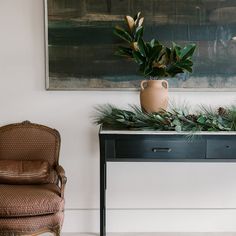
[{"x1": 94, "y1": 104, "x2": 236, "y2": 132}]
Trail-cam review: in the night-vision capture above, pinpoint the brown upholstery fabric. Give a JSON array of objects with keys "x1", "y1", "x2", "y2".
[
  {"x1": 0, "y1": 184, "x2": 64, "y2": 217},
  {"x1": 0, "y1": 122, "x2": 60, "y2": 167},
  {"x1": 0, "y1": 212, "x2": 64, "y2": 233},
  {"x1": 0, "y1": 160, "x2": 50, "y2": 184},
  {"x1": 0, "y1": 121, "x2": 65, "y2": 235}
]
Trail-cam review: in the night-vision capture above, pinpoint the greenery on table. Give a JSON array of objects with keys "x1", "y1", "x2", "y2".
[
  {"x1": 114, "y1": 12, "x2": 196, "y2": 78},
  {"x1": 94, "y1": 104, "x2": 236, "y2": 132}
]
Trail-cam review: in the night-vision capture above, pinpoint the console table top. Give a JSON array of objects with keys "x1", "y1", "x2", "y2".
[{"x1": 99, "y1": 127, "x2": 236, "y2": 135}]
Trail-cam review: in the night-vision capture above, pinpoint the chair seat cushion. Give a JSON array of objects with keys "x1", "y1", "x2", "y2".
[
  {"x1": 0, "y1": 184, "x2": 64, "y2": 217},
  {"x1": 0, "y1": 212, "x2": 64, "y2": 233},
  {"x1": 0, "y1": 160, "x2": 51, "y2": 184}
]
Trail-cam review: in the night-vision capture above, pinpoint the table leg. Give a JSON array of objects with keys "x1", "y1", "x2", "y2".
[{"x1": 100, "y1": 138, "x2": 106, "y2": 236}]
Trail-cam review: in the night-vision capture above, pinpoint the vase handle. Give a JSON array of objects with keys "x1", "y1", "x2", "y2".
[
  {"x1": 140, "y1": 80, "x2": 148, "y2": 90},
  {"x1": 161, "y1": 80, "x2": 168, "y2": 89}
]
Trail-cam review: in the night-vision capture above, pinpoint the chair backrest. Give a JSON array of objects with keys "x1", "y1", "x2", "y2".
[{"x1": 0, "y1": 121, "x2": 60, "y2": 167}]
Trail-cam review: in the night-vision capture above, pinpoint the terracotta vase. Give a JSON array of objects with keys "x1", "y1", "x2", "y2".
[{"x1": 140, "y1": 79, "x2": 169, "y2": 113}]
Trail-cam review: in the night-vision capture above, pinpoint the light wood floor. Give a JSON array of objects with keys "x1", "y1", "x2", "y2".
[{"x1": 58, "y1": 233, "x2": 236, "y2": 236}]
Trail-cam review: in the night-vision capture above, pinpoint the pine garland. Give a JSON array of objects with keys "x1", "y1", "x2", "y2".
[{"x1": 94, "y1": 104, "x2": 236, "y2": 132}]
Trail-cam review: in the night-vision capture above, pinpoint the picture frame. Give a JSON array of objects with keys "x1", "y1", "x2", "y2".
[{"x1": 45, "y1": 0, "x2": 236, "y2": 91}]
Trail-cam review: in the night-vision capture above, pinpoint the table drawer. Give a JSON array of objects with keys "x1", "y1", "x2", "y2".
[
  {"x1": 115, "y1": 139, "x2": 205, "y2": 159},
  {"x1": 207, "y1": 139, "x2": 236, "y2": 159}
]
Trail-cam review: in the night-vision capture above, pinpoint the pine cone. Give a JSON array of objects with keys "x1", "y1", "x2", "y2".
[
  {"x1": 185, "y1": 114, "x2": 198, "y2": 122},
  {"x1": 218, "y1": 107, "x2": 227, "y2": 116}
]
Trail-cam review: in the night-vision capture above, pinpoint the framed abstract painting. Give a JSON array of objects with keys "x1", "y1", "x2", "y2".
[{"x1": 45, "y1": 0, "x2": 236, "y2": 90}]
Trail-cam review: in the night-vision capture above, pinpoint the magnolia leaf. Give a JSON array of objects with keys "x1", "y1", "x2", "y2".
[
  {"x1": 146, "y1": 43, "x2": 153, "y2": 56},
  {"x1": 138, "y1": 17, "x2": 144, "y2": 27},
  {"x1": 175, "y1": 59, "x2": 193, "y2": 72},
  {"x1": 114, "y1": 50, "x2": 129, "y2": 57},
  {"x1": 115, "y1": 46, "x2": 133, "y2": 57},
  {"x1": 144, "y1": 67, "x2": 153, "y2": 76},
  {"x1": 135, "y1": 26, "x2": 144, "y2": 41},
  {"x1": 166, "y1": 65, "x2": 184, "y2": 77},
  {"x1": 151, "y1": 67, "x2": 166, "y2": 77},
  {"x1": 134, "y1": 12, "x2": 141, "y2": 23},
  {"x1": 150, "y1": 39, "x2": 156, "y2": 48},
  {"x1": 125, "y1": 15, "x2": 135, "y2": 32},
  {"x1": 131, "y1": 42, "x2": 139, "y2": 51},
  {"x1": 149, "y1": 45, "x2": 163, "y2": 62},
  {"x1": 137, "y1": 38, "x2": 147, "y2": 57},
  {"x1": 114, "y1": 26, "x2": 133, "y2": 43},
  {"x1": 157, "y1": 53, "x2": 168, "y2": 67},
  {"x1": 139, "y1": 63, "x2": 146, "y2": 73},
  {"x1": 172, "y1": 42, "x2": 182, "y2": 59},
  {"x1": 180, "y1": 44, "x2": 196, "y2": 60},
  {"x1": 165, "y1": 47, "x2": 171, "y2": 59},
  {"x1": 132, "y1": 51, "x2": 145, "y2": 65}
]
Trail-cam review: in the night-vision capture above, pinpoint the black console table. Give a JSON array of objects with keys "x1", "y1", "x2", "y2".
[{"x1": 99, "y1": 127, "x2": 236, "y2": 236}]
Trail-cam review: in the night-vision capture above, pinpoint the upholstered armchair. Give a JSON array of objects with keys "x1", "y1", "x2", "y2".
[{"x1": 0, "y1": 121, "x2": 66, "y2": 236}]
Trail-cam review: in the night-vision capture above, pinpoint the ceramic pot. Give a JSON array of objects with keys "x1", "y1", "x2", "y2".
[{"x1": 140, "y1": 79, "x2": 168, "y2": 113}]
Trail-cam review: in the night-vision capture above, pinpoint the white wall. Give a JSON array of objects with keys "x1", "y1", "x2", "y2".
[{"x1": 1, "y1": 0, "x2": 236, "y2": 233}]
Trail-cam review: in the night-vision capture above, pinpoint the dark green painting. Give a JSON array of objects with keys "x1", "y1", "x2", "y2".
[{"x1": 46, "y1": 0, "x2": 236, "y2": 90}]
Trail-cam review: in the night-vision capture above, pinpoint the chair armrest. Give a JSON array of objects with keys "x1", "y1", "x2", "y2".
[{"x1": 55, "y1": 165, "x2": 67, "y2": 198}]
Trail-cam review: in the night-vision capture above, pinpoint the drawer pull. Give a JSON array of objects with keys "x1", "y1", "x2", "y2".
[{"x1": 152, "y1": 147, "x2": 172, "y2": 153}]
